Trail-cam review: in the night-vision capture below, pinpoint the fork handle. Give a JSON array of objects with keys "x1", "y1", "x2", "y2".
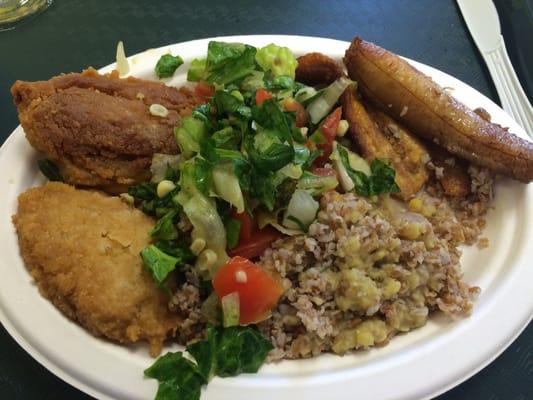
[{"x1": 482, "y1": 36, "x2": 533, "y2": 136}]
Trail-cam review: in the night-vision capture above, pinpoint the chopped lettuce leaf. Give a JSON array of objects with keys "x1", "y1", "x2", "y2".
[
  {"x1": 145, "y1": 326, "x2": 272, "y2": 400},
  {"x1": 297, "y1": 171, "x2": 339, "y2": 195},
  {"x1": 140, "y1": 245, "x2": 179, "y2": 286},
  {"x1": 187, "y1": 58, "x2": 207, "y2": 82},
  {"x1": 150, "y1": 209, "x2": 178, "y2": 241},
  {"x1": 175, "y1": 116, "x2": 208, "y2": 159},
  {"x1": 255, "y1": 43, "x2": 298, "y2": 78},
  {"x1": 212, "y1": 162, "x2": 245, "y2": 213},
  {"x1": 206, "y1": 44, "x2": 257, "y2": 86},
  {"x1": 155, "y1": 54, "x2": 184, "y2": 78}
]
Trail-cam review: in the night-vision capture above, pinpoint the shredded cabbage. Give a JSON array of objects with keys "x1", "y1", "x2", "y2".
[{"x1": 212, "y1": 162, "x2": 245, "y2": 213}]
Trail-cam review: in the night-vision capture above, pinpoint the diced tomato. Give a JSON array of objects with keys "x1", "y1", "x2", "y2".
[
  {"x1": 255, "y1": 88, "x2": 273, "y2": 105},
  {"x1": 321, "y1": 106, "x2": 342, "y2": 141},
  {"x1": 281, "y1": 97, "x2": 309, "y2": 127},
  {"x1": 311, "y1": 167, "x2": 336, "y2": 177},
  {"x1": 228, "y1": 226, "x2": 281, "y2": 260},
  {"x1": 231, "y1": 209, "x2": 255, "y2": 242},
  {"x1": 311, "y1": 106, "x2": 342, "y2": 166},
  {"x1": 194, "y1": 82, "x2": 215, "y2": 99},
  {"x1": 213, "y1": 256, "x2": 283, "y2": 324}
]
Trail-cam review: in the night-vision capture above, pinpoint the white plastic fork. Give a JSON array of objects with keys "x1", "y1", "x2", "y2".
[
  {"x1": 483, "y1": 37, "x2": 533, "y2": 137},
  {"x1": 457, "y1": 0, "x2": 533, "y2": 138}
]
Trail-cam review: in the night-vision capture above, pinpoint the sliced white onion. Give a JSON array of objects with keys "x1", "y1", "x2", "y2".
[
  {"x1": 282, "y1": 189, "x2": 319, "y2": 230},
  {"x1": 307, "y1": 76, "x2": 353, "y2": 124},
  {"x1": 149, "y1": 103, "x2": 169, "y2": 118},
  {"x1": 115, "y1": 40, "x2": 130, "y2": 77}
]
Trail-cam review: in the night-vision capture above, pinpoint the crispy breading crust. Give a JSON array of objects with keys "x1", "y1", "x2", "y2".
[
  {"x1": 12, "y1": 182, "x2": 180, "y2": 356},
  {"x1": 11, "y1": 68, "x2": 204, "y2": 192},
  {"x1": 344, "y1": 37, "x2": 533, "y2": 182},
  {"x1": 341, "y1": 86, "x2": 429, "y2": 200},
  {"x1": 295, "y1": 52, "x2": 344, "y2": 87}
]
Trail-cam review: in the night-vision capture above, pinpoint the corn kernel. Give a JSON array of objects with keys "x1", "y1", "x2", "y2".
[
  {"x1": 156, "y1": 180, "x2": 176, "y2": 198},
  {"x1": 190, "y1": 238, "x2": 206, "y2": 255},
  {"x1": 336, "y1": 119, "x2": 349, "y2": 137}
]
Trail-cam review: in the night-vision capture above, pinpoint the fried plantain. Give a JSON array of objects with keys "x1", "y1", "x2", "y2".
[
  {"x1": 344, "y1": 37, "x2": 533, "y2": 182},
  {"x1": 295, "y1": 52, "x2": 344, "y2": 87},
  {"x1": 341, "y1": 86, "x2": 429, "y2": 200}
]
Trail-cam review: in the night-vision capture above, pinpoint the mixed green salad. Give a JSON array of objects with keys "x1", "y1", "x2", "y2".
[{"x1": 127, "y1": 41, "x2": 399, "y2": 400}]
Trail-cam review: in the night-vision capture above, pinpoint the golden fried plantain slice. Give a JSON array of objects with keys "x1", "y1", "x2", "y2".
[
  {"x1": 295, "y1": 52, "x2": 344, "y2": 87},
  {"x1": 344, "y1": 37, "x2": 533, "y2": 182},
  {"x1": 341, "y1": 86, "x2": 429, "y2": 200}
]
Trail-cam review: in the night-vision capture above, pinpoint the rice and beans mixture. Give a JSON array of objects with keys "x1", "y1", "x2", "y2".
[{"x1": 170, "y1": 162, "x2": 494, "y2": 360}]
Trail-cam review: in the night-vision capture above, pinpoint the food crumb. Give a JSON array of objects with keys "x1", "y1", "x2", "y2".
[{"x1": 477, "y1": 237, "x2": 489, "y2": 249}]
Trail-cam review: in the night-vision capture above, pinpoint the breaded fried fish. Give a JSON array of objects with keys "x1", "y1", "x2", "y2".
[
  {"x1": 344, "y1": 37, "x2": 533, "y2": 182},
  {"x1": 13, "y1": 182, "x2": 180, "y2": 356},
  {"x1": 12, "y1": 68, "x2": 204, "y2": 193},
  {"x1": 341, "y1": 86, "x2": 429, "y2": 199}
]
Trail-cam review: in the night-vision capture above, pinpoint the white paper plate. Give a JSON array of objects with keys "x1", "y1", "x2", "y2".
[{"x1": 0, "y1": 35, "x2": 532, "y2": 400}]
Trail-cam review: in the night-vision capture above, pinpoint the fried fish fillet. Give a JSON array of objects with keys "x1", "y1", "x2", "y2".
[
  {"x1": 295, "y1": 52, "x2": 344, "y2": 87},
  {"x1": 341, "y1": 86, "x2": 429, "y2": 199},
  {"x1": 12, "y1": 182, "x2": 180, "y2": 356},
  {"x1": 344, "y1": 37, "x2": 533, "y2": 182},
  {"x1": 12, "y1": 68, "x2": 203, "y2": 192}
]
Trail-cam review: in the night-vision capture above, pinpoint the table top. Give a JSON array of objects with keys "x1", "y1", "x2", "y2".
[{"x1": 1, "y1": 0, "x2": 532, "y2": 399}]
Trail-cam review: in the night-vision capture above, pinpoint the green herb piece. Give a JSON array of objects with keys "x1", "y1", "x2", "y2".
[
  {"x1": 248, "y1": 141, "x2": 295, "y2": 172},
  {"x1": 187, "y1": 58, "x2": 207, "y2": 82},
  {"x1": 155, "y1": 54, "x2": 184, "y2": 78},
  {"x1": 255, "y1": 43, "x2": 298, "y2": 78},
  {"x1": 128, "y1": 182, "x2": 157, "y2": 200},
  {"x1": 193, "y1": 157, "x2": 213, "y2": 195},
  {"x1": 251, "y1": 99, "x2": 292, "y2": 143},
  {"x1": 212, "y1": 90, "x2": 243, "y2": 115},
  {"x1": 212, "y1": 126, "x2": 240, "y2": 150},
  {"x1": 337, "y1": 144, "x2": 400, "y2": 196},
  {"x1": 368, "y1": 159, "x2": 401, "y2": 195},
  {"x1": 145, "y1": 326, "x2": 273, "y2": 400},
  {"x1": 154, "y1": 240, "x2": 195, "y2": 263},
  {"x1": 37, "y1": 159, "x2": 63, "y2": 182},
  {"x1": 140, "y1": 245, "x2": 179, "y2": 286},
  {"x1": 224, "y1": 217, "x2": 241, "y2": 249},
  {"x1": 150, "y1": 209, "x2": 178, "y2": 241}
]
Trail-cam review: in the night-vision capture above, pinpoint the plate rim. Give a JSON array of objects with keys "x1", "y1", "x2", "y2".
[{"x1": 1, "y1": 34, "x2": 532, "y2": 400}]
